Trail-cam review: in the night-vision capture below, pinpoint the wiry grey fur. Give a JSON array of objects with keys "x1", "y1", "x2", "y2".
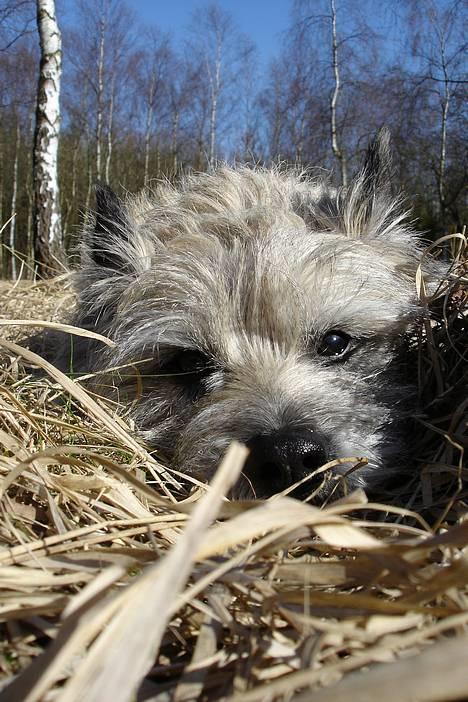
[{"x1": 51, "y1": 130, "x2": 443, "y2": 499}]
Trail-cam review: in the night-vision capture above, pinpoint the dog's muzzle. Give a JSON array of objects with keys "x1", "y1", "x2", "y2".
[{"x1": 243, "y1": 429, "x2": 328, "y2": 498}]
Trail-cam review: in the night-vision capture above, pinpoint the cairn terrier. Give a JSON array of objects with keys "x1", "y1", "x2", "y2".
[{"x1": 49, "y1": 130, "x2": 442, "y2": 499}]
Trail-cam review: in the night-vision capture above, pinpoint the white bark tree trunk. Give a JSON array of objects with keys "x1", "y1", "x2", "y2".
[
  {"x1": 143, "y1": 72, "x2": 156, "y2": 187},
  {"x1": 9, "y1": 121, "x2": 20, "y2": 280},
  {"x1": 436, "y1": 27, "x2": 450, "y2": 224},
  {"x1": 171, "y1": 109, "x2": 179, "y2": 175},
  {"x1": 208, "y1": 35, "x2": 222, "y2": 167},
  {"x1": 25, "y1": 106, "x2": 35, "y2": 268},
  {"x1": 155, "y1": 137, "x2": 161, "y2": 177},
  {"x1": 33, "y1": 0, "x2": 62, "y2": 276},
  {"x1": 330, "y1": 0, "x2": 347, "y2": 187},
  {"x1": 95, "y1": 11, "x2": 106, "y2": 182},
  {"x1": 105, "y1": 74, "x2": 115, "y2": 184}
]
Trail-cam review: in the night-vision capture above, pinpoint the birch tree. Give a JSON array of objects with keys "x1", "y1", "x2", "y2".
[
  {"x1": 408, "y1": 0, "x2": 467, "y2": 226},
  {"x1": 205, "y1": 8, "x2": 223, "y2": 166},
  {"x1": 188, "y1": 4, "x2": 254, "y2": 168},
  {"x1": 33, "y1": 0, "x2": 62, "y2": 276},
  {"x1": 262, "y1": 24, "x2": 330, "y2": 166},
  {"x1": 329, "y1": 0, "x2": 347, "y2": 186},
  {"x1": 167, "y1": 54, "x2": 189, "y2": 175},
  {"x1": 287, "y1": 0, "x2": 380, "y2": 184},
  {"x1": 188, "y1": 5, "x2": 228, "y2": 167},
  {"x1": 66, "y1": 0, "x2": 135, "y2": 190},
  {"x1": 8, "y1": 120, "x2": 20, "y2": 279},
  {"x1": 95, "y1": 6, "x2": 106, "y2": 182},
  {"x1": 137, "y1": 30, "x2": 171, "y2": 185},
  {"x1": 295, "y1": 0, "x2": 350, "y2": 185}
]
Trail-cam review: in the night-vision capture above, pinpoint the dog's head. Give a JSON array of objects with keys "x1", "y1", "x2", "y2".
[{"x1": 75, "y1": 130, "x2": 443, "y2": 499}]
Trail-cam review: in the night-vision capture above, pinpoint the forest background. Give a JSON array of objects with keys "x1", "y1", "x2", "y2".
[{"x1": 0, "y1": 0, "x2": 466, "y2": 279}]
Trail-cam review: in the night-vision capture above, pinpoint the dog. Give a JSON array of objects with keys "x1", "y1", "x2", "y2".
[{"x1": 48, "y1": 129, "x2": 443, "y2": 499}]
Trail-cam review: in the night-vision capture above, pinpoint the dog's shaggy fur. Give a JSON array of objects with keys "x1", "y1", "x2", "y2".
[{"x1": 44, "y1": 131, "x2": 443, "y2": 499}]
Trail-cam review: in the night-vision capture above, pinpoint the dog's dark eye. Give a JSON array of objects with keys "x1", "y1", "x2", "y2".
[
  {"x1": 163, "y1": 350, "x2": 211, "y2": 378},
  {"x1": 318, "y1": 330, "x2": 351, "y2": 358}
]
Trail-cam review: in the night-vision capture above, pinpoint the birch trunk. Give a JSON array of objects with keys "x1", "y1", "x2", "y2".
[
  {"x1": 25, "y1": 107, "x2": 35, "y2": 268},
  {"x1": 155, "y1": 138, "x2": 161, "y2": 178},
  {"x1": 85, "y1": 143, "x2": 93, "y2": 212},
  {"x1": 171, "y1": 109, "x2": 179, "y2": 175},
  {"x1": 104, "y1": 75, "x2": 115, "y2": 184},
  {"x1": 95, "y1": 12, "x2": 106, "y2": 181},
  {"x1": 208, "y1": 38, "x2": 222, "y2": 167},
  {"x1": 143, "y1": 72, "x2": 156, "y2": 187},
  {"x1": 9, "y1": 121, "x2": 20, "y2": 280},
  {"x1": 330, "y1": 0, "x2": 347, "y2": 187},
  {"x1": 437, "y1": 34, "x2": 450, "y2": 224},
  {"x1": 33, "y1": 0, "x2": 62, "y2": 277},
  {"x1": 438, "y1": 85, "x2": 449, "y2": 223}
]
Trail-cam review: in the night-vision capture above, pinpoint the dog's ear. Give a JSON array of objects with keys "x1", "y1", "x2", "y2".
[
  {"x1": 88, "y1": 184, "x2": 131, "y2": 270},
  {"x1": 360, "y1": 127, "x2": 393, "y2": 203},
  {"x1": 344, "y1": 127, "x2": 397, "y2": 236}
]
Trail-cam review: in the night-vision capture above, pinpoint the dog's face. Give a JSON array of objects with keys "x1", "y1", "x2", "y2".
[{"x1": 73, "y1": 131, "x2": 439, "y2": 499}]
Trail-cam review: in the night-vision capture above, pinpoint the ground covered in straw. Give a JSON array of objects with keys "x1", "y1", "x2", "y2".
[{"x1": 0, "y1": 239, "x2": 466, "y2": 702}]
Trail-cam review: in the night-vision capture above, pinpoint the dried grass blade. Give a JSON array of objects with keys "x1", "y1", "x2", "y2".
[
  {"x1": 195, "y1": 498, "x2": 381, "y2": 560},
  {"x1": 53, "y1": 442, "x2": 247, "y2": 702},
  {"x1": 0, "y1": 565, "x2": 128, "y2": 702},
  {"x1": 291, "y1": 631, "x2": 468, "y2": 702},
  {"x1": 0, "y1": 319, "x2": 115, "y2": 347},
  {"x1": 0, "y1": 338, "x2": 180, "y2": 492}
]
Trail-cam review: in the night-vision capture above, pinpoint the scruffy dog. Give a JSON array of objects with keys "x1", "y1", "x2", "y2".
[{"x1": 53, "y1": 131, "x2": 442, "y2": 499}]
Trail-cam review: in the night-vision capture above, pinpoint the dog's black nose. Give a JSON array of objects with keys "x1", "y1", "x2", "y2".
[{"x1": 243, "y1": 429, "x2": 328, "y2": 498}]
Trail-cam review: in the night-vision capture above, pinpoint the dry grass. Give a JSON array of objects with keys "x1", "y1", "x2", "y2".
[{"x1": 0, "y1": 234, "x2": 466, "y2": 702}]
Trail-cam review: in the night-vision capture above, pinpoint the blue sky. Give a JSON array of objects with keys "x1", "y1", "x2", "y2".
[
  {"x1": 134, "y1": 0, "x2": 290, "y2": 64},
  {"x1": 61, "y1": 0, "x2": 292, "y2": 69}
]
